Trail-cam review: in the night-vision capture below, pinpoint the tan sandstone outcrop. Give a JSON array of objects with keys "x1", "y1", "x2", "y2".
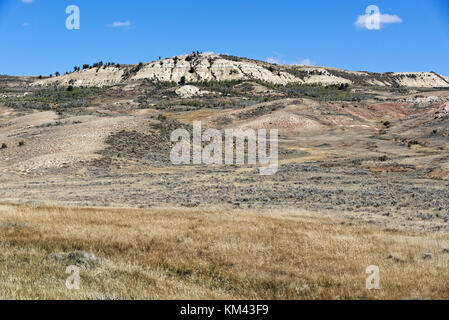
[
  {"x1": 31, "y1": 53, "x2": 449, "y2": 89},
  {"x1": 391, "y1": 72, "x2": 449, "y2": 88}
]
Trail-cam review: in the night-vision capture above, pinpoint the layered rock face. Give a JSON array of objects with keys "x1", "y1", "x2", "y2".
[
  {"x1": 130, "y1": 55, "x2": 300, "y2": 84},
  {"x1": 31, "y1": 53, "x2": 449, "y2": 89},
  {"x1": 390, "y1": 72, "x2": 449, "y2": 88}
]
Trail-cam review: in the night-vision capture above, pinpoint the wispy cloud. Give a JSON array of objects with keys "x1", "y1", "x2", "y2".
[
  {"x1": 22, "y1": 22, "x2": 30, "y2": 27},
  {"x1": 355, "y1": 7, "x2": 402, "y2": 30},
  {"x1": 109, "y1": 21, "x2": 131, "y2": 29},
  {"x1": 21, "y1": 0, "x2": 35, "y2": 3},
  {"x1": 266, "y1": 57, "x2": 281, "y2": 65},
  {"x1": 295, "y1": 58, "x2": 314, "y2": 66},
  {"x1": 266, "y1": 54, "x2": 314, "y2": 66}
]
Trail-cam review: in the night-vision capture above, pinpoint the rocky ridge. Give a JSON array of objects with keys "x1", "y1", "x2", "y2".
[{"x1": 31, "y1": 53, "x2": 449, "y2": 89}]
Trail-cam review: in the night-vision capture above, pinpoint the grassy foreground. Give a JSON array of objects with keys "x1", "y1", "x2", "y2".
[{"x1": 0, "y1": 203, "x2": 448, "y2": 300}]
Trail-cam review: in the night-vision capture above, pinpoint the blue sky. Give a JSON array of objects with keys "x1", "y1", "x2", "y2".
[{"x1": 0, "y1": 0, "x2": 448, "y2": 76}]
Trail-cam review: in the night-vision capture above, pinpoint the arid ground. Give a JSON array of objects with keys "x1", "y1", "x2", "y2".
[
  {"x1": 1, "y1": 54, "x2": 449, "y2": 299},
  {"x1": 1, "y1": 204, "x2": 449, "y2": 300}
]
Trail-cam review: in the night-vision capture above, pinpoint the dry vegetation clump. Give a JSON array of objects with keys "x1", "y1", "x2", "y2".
[{"x1": 0, "y1": 204, "x2": 448, "y2": 300}]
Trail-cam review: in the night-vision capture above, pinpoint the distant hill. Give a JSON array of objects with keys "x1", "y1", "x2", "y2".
[{"x1": 31, "y1": 53, "x2": 449, "y2": 89}]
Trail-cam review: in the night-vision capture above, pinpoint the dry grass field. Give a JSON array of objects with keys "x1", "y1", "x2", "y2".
[{"x1": 1, "y1": 203, "x2": 448, "y2": 300}]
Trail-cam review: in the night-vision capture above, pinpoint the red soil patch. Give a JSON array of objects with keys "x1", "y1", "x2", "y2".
[
  {"x1": 367, "y1": 103, "x2": 413, "y2": 119},
  {"x1": 370, "y1": 166, "x2": 415, "y2": 173},
  {"x1": 427, "y1": 168, "x2": 449, "y2": 180}
]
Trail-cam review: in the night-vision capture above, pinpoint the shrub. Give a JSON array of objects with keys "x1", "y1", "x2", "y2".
[
  {"x1": 179, "y1": 76, "x2": 186, "y2": 85},
  {"x1": 1, "y1": 143, "x2": 7, "y2": 149},
  {"x1": 338, "y1": 83, "x2": 349, "y2": 90},
  {"x1": 67, "y1": 85, "x2": 74, "y2": 92},
  {"x1": 127, "y1": 62, "x2": 144, "y2": 75},
  {"x1": 18, "y1": 141, "x2": 25, "y2": 147}
]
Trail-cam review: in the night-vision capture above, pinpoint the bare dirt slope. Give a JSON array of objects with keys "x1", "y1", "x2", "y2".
[{"x1": 1, "y1": 56, "x2": 449, "y2": 234}]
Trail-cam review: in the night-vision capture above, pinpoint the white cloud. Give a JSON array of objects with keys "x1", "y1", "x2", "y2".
[
  {"x1": 22, "y1": 22, "x2": 30, "y2": 27},
  {"x1": 266, "y1": 57, "x2": 281, "y2": 65},
  {"x1": 110, "y1": 21, "x2": 131, "y2": 29},
  {"x1": 22, "y1": 0, "x2": 35, "y2": 3},
  {"x1": 266, "y1": 55, "x2": 314, "y2": 66},
  {"x1": 355, "y1": 8, "x2": 402, "y2": 30},
  {"x1": 295, "y1": 58, "x2": 314, "y2": 66}
]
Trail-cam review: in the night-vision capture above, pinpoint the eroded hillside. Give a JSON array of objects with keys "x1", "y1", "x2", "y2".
[{"x1": 31, "y1": 53, "x2": 449, "y2": 89}]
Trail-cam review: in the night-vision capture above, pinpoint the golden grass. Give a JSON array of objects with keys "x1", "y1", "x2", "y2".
[{"x1": 0, "y1": 203, "x2": 448, "y2": 300}]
